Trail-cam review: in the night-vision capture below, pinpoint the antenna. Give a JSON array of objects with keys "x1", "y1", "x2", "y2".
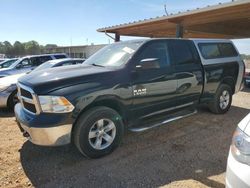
[{"x1": 164, "y1": 4, "x2": 169, "y2": 16}]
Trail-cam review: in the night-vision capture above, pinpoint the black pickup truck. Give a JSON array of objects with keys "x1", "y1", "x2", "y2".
[{"x1": 15, "y1": 39, "x2": 244, "y2": 158}]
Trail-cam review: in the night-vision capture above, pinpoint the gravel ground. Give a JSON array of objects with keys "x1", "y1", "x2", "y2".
[{"x1": 0, "y1": 88, "x2": 250, "y2": 188}]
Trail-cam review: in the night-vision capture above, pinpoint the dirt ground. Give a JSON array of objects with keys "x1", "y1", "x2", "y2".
[{"x1": 0, "y1": 88, "x2": 250, "y2": 188}]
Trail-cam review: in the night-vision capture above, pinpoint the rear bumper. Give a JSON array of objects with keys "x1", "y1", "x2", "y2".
[
  {"x1": 226, "y1": 148, "x2": 250, "y2": 188},
  {"x1": 14, "y1": 103, "x2": 73, "y2": 146}
]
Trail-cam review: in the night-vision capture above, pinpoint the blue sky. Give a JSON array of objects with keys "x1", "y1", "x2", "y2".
[{"x1": 0, "y1": 0, "x2": 249, "y2": 54}]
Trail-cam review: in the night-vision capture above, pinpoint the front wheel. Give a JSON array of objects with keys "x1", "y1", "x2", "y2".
[
  {"x1": 7, "y1": 90, "x2": 18, "y2": 110},
  {"x1": 208, "y1": 84, "x2": 232, "y2": 114},
  {"x1": 73, "y1": 106, "x2": 124, "y2": 158}
]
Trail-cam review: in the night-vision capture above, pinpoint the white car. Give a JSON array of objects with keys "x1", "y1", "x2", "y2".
[
  {"x1": 0, "y1": 58, "x2": 85, "y2": 109},
  {"x1": 226, "y1": 113, "x2": 250, "y2": 188}
]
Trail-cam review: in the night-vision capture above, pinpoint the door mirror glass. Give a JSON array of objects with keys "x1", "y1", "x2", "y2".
[{"x1": 136, "y1": 58, "x2": 160, "y2": 70}]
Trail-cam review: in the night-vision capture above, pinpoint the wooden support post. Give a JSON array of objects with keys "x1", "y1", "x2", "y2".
[
  {"x1": 176, "y1": 24, "x2": 183, "y2": 38},
  {"x1": 115, "y1": 33, "x2": 120, "y2": 42}
]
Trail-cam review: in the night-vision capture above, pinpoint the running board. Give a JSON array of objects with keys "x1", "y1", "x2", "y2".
[{"x1": 129, "y1": 109, "x2": 197, "y2": 132}]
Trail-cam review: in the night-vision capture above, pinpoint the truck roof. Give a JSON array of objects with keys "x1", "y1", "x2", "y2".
[{"x1": 117, "y1": 38, "x2": 232, "y2": 44}]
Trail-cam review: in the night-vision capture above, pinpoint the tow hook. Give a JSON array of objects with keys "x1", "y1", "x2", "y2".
[{"x1": 23, "y1": 131, "x2": 30, "y2": 138}]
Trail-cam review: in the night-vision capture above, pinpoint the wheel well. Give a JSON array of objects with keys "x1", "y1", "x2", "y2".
[
  {"x1": 74, "y1": 99, "x2": 127, "y2": 125},
  {"x1": 7, "y1": 89, "x2": 17, "y2": 108},
  {"x1": 221, "y1": 77, "x2": 235, "y2": 93},
  {"x1": 71, "y1": 99, "x2": 127, "y2": 143}
]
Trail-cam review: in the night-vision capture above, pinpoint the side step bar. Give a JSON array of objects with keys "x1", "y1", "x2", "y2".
[{"x1": 129, "y1": 109, "x2": 197, "y2": 132}]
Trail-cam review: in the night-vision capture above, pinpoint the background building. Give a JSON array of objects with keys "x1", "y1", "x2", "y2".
[{"x1": 45, "y1": 44, "x2": 106, "y2": 58}]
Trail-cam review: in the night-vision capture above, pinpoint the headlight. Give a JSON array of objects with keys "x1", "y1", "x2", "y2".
[
  {"x1": 231, "y1": 128, "x2": 250, "y2": 165},
  {"x1": 0, "y1": 84, "x2": 10, "y2": 92},
  {"x1": 38, "y1": 96, "x2": 74, "y2": 113}
]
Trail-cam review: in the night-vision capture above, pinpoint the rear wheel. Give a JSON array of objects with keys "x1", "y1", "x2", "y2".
[
  {"x1": 208, "y1": 84, "x2": 232, "y2": 114},
  {"x1": 73, "y1": 106, "x2": 124, "y2": 158}
]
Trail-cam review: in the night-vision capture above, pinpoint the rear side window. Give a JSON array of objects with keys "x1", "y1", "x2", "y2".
[
  {"x1": 54, "y1": 54, "x2": 67, "y2": 59},
  {"x1": 199, "y1": 44, "x2": 220, "y2": 59},
  {"x1": 20, "y1": 59, "x2": 31, "y2": 67},
  {"x1": 30, "y1": 56, "x2": 52, "y2": 66},
  {"x1": 169, "y1": 40, "x2": 195, "y2": 65},
  {"x1": 199, "y1": 43, "x2": 238, "y2": 59},
  {"x1": 61, "y1": 61, "x2": 75, "y2": 66},
  {"x1": 76, "y1": 60, "x2": 84, "y2": 64},
  {"x1": 219, "y1": 43, "x2": 238, "y2": 57}
]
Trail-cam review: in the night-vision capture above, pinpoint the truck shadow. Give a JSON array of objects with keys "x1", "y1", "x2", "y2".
[
  {"x1": 242, "y1": 87, "x2": 250, "y2": 93},
  {"x1": 0, "y1": 108, "x2": 14, "y2": 118},
  {"x1": 20, "y1": 105, "x2": 249, "y2": 188}
]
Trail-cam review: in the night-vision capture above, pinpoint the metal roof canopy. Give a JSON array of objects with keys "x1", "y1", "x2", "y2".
[{"x1": 98, "y1": 0, "x2": 250, "y2": 41}]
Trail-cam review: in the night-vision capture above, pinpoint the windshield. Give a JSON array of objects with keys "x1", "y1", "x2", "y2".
[
  {"x1": 84, "y1": 41, "x2": 144, "y2": 67},
  {"x1": 9, "y1": 58, "x2": 23, "y2": 68},
  {"x1": 0, "y1": 59, "x2": 18, "y2": 69}
]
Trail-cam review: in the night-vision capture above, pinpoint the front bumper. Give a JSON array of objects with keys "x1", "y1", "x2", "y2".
[
  {"x1": 226, "y1": 148, "x2": 250, "y2": 188},
  {"x1": 14, "y1": 103, "x2": 73, "y2": 146}
]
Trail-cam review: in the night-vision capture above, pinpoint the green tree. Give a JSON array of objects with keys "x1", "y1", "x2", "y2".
[
  {"x1": 0, "y1": 42, "x2": 6, "y2": 54},
  {"x1": 24, "y1": 40, "x2": 40, "y2": 55},
  {"x1": 13, "y1": 41, "x2": 25, "y2": 56},
  {"x1": 40, "y1": 45, "x2": 45, "y2": 54},
  {"x1": 3, "y1": 41, "x2": 13, "y2": 56},
  {"x1": 0, "y1": 40, "x2": 60, "y2": 57},
  {"x1": 241, "y1": 54, "x2": 250, "y2": 60}
]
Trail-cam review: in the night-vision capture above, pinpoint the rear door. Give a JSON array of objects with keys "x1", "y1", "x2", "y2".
[
  {"x1": 131, "y1": 40, "x2": 178, "y2": 118},
  {"x1": 30, "y1": 56, "x2": 53, "y2": 69},
  {"x1": 168, "y1": 40, "x2": 203, "y2": 105}
]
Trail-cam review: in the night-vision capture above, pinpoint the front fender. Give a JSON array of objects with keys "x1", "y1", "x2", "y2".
[{"x1": 48, "y1": 83, "x2": 131, "y2": 122}]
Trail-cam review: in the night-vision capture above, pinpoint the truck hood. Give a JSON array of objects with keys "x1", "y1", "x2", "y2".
[{"x1": 18, "y1": 64, "x2": 112, "y2": 94}]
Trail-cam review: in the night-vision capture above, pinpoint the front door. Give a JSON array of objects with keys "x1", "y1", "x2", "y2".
[
  {"x1": 11, "y1": 58, "x2": 32, "y2": 75},
  {"x1": 130, "y1": 40, "x2": 178, "y2": 118}
]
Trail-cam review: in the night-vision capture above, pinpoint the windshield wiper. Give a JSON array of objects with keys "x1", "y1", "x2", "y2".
[{"x1": 91, "y1": 63, "x2": 105, "y2": 67}]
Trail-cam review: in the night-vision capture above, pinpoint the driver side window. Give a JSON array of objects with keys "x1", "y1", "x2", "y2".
[
  {"x1": 136, "y1": 41, "x2": 170, "y2": 69},
  {"x1": 20, "y1": 59, "x2": 31, "y2": 68}
]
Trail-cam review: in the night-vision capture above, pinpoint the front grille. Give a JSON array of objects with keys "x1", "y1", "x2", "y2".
[
  {"x1": 18, "y1": 84, "x2": 40, "y2": 114},
  {"x1": 20, "y1": 88, "x2": 33, "y2": 99},
  {"x1": 23, "y1": 101, "x2": 37, "y2": 113}
]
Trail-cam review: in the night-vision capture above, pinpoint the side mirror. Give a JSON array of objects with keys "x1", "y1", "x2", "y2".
[
  {"x1": 136, "y1": 58, "x2": 160, "y2": 70},
  {"x1": 16, "y1": 64, "x2": 22, "y2": 69}
]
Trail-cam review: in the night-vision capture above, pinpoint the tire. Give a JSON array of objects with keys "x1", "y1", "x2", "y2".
[
  {"x1": 7, "y1": 90, "x2": 18, "y2": 110},
  {"x1": 208, "y1": 84, "x2": 232, "y2": 114},
  {"x1": 244, "y1": 79, "x2": 250, "y2": 88},
  {"x1": 73, "y1": 106, "x2": 124, "y2": 158}
]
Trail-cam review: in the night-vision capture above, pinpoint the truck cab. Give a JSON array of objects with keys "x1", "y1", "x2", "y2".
[{"x1": 14, "y1": 39, "x2": 244, "y2": 158}]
